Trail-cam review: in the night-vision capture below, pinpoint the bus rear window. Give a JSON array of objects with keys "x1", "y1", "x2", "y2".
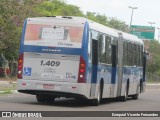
[{"x1": 24, "y1": 24, "x2": 84, "y2": 48}]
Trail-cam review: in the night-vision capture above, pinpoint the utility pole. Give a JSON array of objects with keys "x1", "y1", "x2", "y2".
[
  {"x1": 129, "y1": 6, "x2": 138, "y2": 27},
  {"x1": 157, "y1": 27, "x2": 160, "y2": 42}
]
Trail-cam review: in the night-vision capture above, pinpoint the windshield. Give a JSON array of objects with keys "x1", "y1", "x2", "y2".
[{"x1": 24, "y1": 24, "x2": 84, "y2": 48}]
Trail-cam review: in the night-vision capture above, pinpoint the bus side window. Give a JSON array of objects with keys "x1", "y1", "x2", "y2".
[
  {"x1": 105, "y1": 36, "x2": 111, "y2": 64},
  {"x1": 98, "y1": 34, "x2": 105, "y2": 63},
  {"x1": 90, "y1": 30, "x2": 99, "y2": 65},
  {"x1": 111, "y1": 38, "x2": 118, "y2": 67}
]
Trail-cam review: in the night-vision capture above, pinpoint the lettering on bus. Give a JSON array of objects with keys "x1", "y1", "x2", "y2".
[
  {"x1": 66, "y1": 72, "x2": 76, "y2": 79},
  {"x1": 40, "y1": 60, "x2": 60, "y2": 66},
  {"x1": 58, "y1": 42, "x2": 73, "y2": 47}
]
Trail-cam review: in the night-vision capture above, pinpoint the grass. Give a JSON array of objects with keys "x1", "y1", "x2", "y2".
[
  {"x1": 0, "y1": 81, "x2": 17, "y2": 95},
  {"x1": 0, "y1": 84, "x2": 16, "y2": 91},
  {"x1": 146, "y1": 80, "x2": 160, "y2": 83},
  {"x1": 0, "y1": 76, "x2": 17, "y2": 81},
  {"x1": 0, "y1": 90, "x2": 12, "y2": 95}
]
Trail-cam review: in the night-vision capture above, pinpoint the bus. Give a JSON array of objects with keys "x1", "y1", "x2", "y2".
[{"x1": 17, "y1": 16, "x2": 146, "y2": 106}]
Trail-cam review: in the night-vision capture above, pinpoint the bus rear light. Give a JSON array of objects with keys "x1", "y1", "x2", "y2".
[
  {"x1": 80, "y1": 69, "x2": 84, "y2": 73},
  {"x1": 78, "y1": 56, "x2": 86, "y2": 83},
  {"x1": 80, "y1": 64, "x2": 85, "y2": 68},
  {"x1": 17, "y1": 53, "x2": 23, "y2": 79},
  {"x1": 18, "y1": 65, "x2": 22, "y2": 69},
  {"x1": 79, "y1": 74, "x2": 84, "y2": 78}
]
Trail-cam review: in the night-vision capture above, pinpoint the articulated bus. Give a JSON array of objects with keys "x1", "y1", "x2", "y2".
[{"x1": 17, "y1": 16, "x2": 146, "y2": 105}]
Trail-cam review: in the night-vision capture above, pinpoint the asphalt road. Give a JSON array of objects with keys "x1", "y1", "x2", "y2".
[{"x1": 0, "y1": 85, "x2": 160, "y2": 120}]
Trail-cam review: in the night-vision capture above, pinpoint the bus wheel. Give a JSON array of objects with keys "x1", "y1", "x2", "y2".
[
  {"x1": 132, "y1": 84, "x2": 140, "y2": 100},
  {"x1": 92, "y1": 84, "x2": 102, "y2": 106},
  {"x1": 45, "y1": 96, "x2": 55, "y2": 103},
  {"x1": 36, "y1": 95, "x2": 55, "y2": 103},
  {"x1": 36, "y1": 95, "x2": 45, "y2": 103},
  {"x1": 121, "y1": 85, "x2": 128, "y2": 102},
  {"x1": 132, "y1": 94, "x2": 139, "y2": 100}
]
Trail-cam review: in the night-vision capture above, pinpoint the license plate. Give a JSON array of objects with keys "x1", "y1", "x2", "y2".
[{"x1": 43, "y1": 84, "x2": 54, "y2": 89}]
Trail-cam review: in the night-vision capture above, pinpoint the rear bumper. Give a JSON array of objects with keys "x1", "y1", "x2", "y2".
[
  {"x1": 17, "y1": 79, "x2": 91, "y2": 99},
  {"x1": 18, "y1": 90, "x2": 87, "y2": 99}
]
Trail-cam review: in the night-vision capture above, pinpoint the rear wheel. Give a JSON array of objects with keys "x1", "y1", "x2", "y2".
[
  {"x1": 132, "y1": 94, "x2": 139, "y2": 100},
  {"x1": 36, "y1": 95, "x2": 45, "y2": 102},
  {"x1": 92, "y1": 84, "x2": 102, "y2": 106},
  {"x1": 121, "y1": 84, "x2": 129, "y2": 102},
  {"x1": 36, "y1": 95, "x2": 55, "y2": 103},
  {"x1": 132, "y1": 84, "x2": 140, "y2": 100}
]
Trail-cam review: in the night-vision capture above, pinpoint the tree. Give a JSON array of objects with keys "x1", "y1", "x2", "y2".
[
  {"x1": 0, "y1": 0, "x2": 45, "y2": 61},
  {"x1": 85, "y1": 12, "x2": 108, "y2": 26},
  {"x1": 107, "y1": 17, "x2": 129, "y2": 32},
  {"x1": 37, "y1": 0, "x2": 83, "y2": 16},
  {"x1": 85, "y1": 12, "x2": 129, "y2": 32},
  {"x1": 145, "y1": 40, "x2": 160, "y2": 75}
]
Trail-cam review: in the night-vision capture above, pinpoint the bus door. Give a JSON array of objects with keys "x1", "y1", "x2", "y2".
[
  {"x1": 89, "y1": 30, "x2": 99, "y2": 98},
  {"x1": 117, "y1": 33, "x2": 124, "y2": 97},
  {"x1": 142, "y1": 51, "x2": 147, "y2": 92}
]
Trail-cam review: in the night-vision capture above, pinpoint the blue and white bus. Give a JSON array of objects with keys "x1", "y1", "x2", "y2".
[{"x1": 17, "y1": 16, "x2": 146, "y2": 105}]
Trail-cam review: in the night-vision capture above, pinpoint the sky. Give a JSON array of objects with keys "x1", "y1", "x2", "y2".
[{"x1": 65, "y1": 0, "x2": 160, "y2": 40}]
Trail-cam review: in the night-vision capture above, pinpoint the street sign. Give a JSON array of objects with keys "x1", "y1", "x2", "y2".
[{"x1": 130, "y1": 25, "x2": 155, "y2": 40}]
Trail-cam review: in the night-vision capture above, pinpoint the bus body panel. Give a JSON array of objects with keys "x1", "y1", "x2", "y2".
[
  {"x1": 17, "y1": 79, "x2": 91, "y2": 98},
  {"x1": 23, "y1": 52, "x2": 80, "y2": 82}
]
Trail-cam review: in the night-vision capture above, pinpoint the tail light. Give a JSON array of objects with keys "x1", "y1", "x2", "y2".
[
  {"x1": 17, "y1": 53, "x2": 23, "y2": 79},
  {"x1": 78, "y1": 56, "x2": 86, "y2": 83}
]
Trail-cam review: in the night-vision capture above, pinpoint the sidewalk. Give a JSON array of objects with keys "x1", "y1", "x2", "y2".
[
  {"x1": 0, "y1": 80, "x2": 17, "y2": 84},
  {"x1": 0, "y1": 79, "x2": 17, "y2": 94}
]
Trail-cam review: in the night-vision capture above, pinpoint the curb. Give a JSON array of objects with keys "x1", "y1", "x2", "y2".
[
  {"x1": 0, "y1": 81, "x2": 17, "y2": 84},
  {"x1": 146, "y1": 84, "x2": 160, "y2": 86},
  {"x1": 0, "y1": 90, "x2": 18, "y2": 94}
]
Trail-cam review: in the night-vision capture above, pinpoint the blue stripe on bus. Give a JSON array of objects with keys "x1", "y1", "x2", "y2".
[
  {"x1": 82, "y1": 21, "x2": 89, "y2": 61},
  {"x1": 82, "y1": 22, "x2": 89, "y2": 81},
  {"x1": 111, "y1": 67, "x2": 117, "y2": 84},
  {"x1": 91, "y1": 65, "x2": 98, "y2": 83},
  {"x1": 20, "y1": 19, "x2": 27, "y2": 54},
  {"x1": 23, "y1": 45, "x2": 82, "y2": 55}
]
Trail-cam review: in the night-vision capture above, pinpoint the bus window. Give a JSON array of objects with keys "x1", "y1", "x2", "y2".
[
  {"x1": 123, "y1": 41, "x2": 128, "y2": 66},
  {"x1": 105, "y1": 36, "x2": 111, "y2": 64},
  {"x1": 91, "y1": 30, "x2": 99, "y2": 64},
  {"x1": 101, "y1": 35, "x2": 106, "y2": 63},
  {"x1": 98, "y1": 34, "x2": 104, "y2": 63}
]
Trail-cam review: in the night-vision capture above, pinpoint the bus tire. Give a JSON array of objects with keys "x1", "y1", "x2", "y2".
[
  {"x1": 140, "y1": 80, "x2": 143, "y2": 93},
  {"x1": 36, "y1": 95, "x2": 45, "y2": 103},
  {"x1": 45, "y1": 96, "x2": 55, "y2": 103},
  {"x1": 132, "y1": 84, "x2": 140, "y2": 100},
  {"x1": 132, "y1": 94, "x2": 139, "y2": 100},
  {"x1": 36, "y1": 95, "x2": 55, "y2": 103},
  {"x1": 121, "y1": 84, "x2": 129, "y2": 102},
  {"x1": 92, "y1": 84, "x2": 102, "y2": 106}
]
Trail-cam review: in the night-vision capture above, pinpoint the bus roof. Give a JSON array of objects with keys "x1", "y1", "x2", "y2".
[
  {"x1": 70, "y1": 16, "x2": 143, "y2": 45},
  {"x1": 26, "y1": 16, "x2": 143, "y2": 45}
]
